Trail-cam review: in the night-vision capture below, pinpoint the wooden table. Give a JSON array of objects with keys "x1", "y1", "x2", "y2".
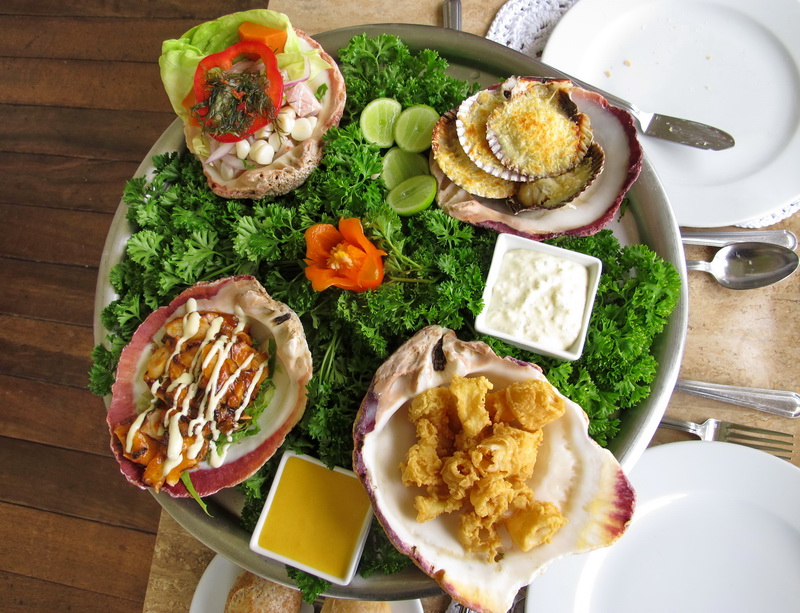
[{"x1": 1, "y1": 1, "x2": 796, "y2": 612}]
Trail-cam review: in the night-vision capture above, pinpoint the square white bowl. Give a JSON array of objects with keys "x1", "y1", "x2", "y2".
[
  {"x1": 475, "y1": 233, "x2": 602, "y2": 361},
  {"x1": 248, "y1": 450, "x2": 373, "y2": 585}
]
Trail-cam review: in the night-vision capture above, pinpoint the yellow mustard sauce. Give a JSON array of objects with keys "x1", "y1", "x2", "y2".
[{"x1": 257, "y1": 455, "x2": 372, "y2": 579}]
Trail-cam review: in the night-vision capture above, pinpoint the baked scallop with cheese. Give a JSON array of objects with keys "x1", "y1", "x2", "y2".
[
  {"x1": 432, "y1": 110, "x2": 519, "y2": 200},
  {"x1": 435, "y1": 76, "x2": 642, "y2": 241}
]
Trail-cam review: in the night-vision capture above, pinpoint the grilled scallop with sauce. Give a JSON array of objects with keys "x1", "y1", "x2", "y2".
[{"x1": 106, "y1": 275, "x2": 312, "y2": 498}]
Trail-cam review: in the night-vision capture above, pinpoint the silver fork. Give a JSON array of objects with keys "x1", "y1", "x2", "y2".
[{"x1": 660, "y1": 416, "x2": 794, "y2": 460}]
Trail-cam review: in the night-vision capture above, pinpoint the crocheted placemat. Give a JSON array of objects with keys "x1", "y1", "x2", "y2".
[{"x1": 486, "y1": 0, "x2": 799, "y2": 228}]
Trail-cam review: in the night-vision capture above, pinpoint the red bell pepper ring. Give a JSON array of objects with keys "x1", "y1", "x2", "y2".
[{"x1": 191, "y1": 41, "x2": 284, "y2": 143}]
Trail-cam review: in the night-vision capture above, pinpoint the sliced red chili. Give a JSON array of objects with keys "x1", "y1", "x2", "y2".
[{"x1": 191, "y1": 41, "x2": 284, "y2": 143}]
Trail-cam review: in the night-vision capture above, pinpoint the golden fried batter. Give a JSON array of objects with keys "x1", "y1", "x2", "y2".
[{"x1": 401, "y1": 375, "x2": 567, "y2": 562}]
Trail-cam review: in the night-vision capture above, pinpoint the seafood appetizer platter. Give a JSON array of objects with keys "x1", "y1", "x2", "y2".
[{"x1": 92, "y1": 10, "x2": 687, "y2": 613}]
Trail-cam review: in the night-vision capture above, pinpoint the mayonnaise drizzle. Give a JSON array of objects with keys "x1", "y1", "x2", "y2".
[{"x1": 126, "y1": 298, "x2": 266, "y2": 478}]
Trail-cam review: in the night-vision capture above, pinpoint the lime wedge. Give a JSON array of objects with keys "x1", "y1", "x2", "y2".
[
  {"x1": 360, "y1": 98, "x2": 402, "y2": 148},
  {"x1": 381, "y1": 147, "x2": 430, "y2": 190},
  {"x1": 393, "y1": 105, "x2": 440, "y2": 153},
  {"x1": 387, "y1": 175, "x2": 438, "y2": 216}
]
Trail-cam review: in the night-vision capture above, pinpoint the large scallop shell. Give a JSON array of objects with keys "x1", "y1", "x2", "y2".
[
  {"x1": 352, "y1": 327, "x2": 635, "y2": 613},
  {"x1": 434, "y1": 85, "x2": 642, "y2": 241},
  {"x1": 107, "y1": 275, "x2": 313, "y2": 498}
]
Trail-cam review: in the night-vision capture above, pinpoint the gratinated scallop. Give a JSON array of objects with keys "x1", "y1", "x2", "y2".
[
  {"x1": 106, "y1": 275, "x2": 312, "y2": 498},
  {"x1": 456, "y1": 86, "x2": 527, "y2": 183},
  {"x1": 485, "y1": 78, "x2": 593, "y2": 180},
  {"x1": 434, "y1": 76, "x2": 642, "y2": 240},
  {"x1": 432, "y1": 110, "x2": 519, "y2": 200},
  {"x1": 352, "y1": 326, "x2": 635, "y2": 613}
]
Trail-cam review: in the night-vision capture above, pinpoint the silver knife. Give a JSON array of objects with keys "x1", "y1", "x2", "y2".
[
  {"x1": 681, "y1": 229, "x2": 798, "y2": 250},
  {"x1": 675, "y1": 379, "x2": 800, "y2": 418},
  {"x1": 541, "y1": 66, "x2": 735, "y2": 151}
]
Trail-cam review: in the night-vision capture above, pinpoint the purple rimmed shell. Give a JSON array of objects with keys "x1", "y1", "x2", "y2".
[{"x1": 352, "y1": 326, "x2": 635, "y2": 613}]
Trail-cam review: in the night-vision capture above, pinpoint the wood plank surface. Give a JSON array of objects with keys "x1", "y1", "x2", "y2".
[
  {"x1": 1, "y1": 571, "x2": 140, "y2": 613},
  {"x1": 0, "y1": 153, "x2": 139, "y2": 212},
  {"x1": 0, "y1": 375, "x2": 110, "y2": 454},
  {"x1": 0, "y1": 502, "x2": 156, "y2": 602},
  {"x1": 0, "y1": 3, "x2": 263, "y2": 609},
  {"x1": 0, "y1": 105, "x2": 174, "y2": 162},
  {"x1": 0, "y1": 204, "x2": 112, "y2": 267},
  {"x1": 0, "y1": 258, "x2": 98, "y2": 325}
]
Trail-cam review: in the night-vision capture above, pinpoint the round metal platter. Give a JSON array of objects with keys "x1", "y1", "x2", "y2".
[{"x1": 94, "y1": 24, "x2": 688, "y2": 601}]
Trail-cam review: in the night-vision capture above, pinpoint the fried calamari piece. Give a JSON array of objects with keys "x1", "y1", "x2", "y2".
[
  {"x1": 505, "y1": 499, "x2": 567, "y2": 552},
  {"x1": 441, "y1": 450, "x2": 480, "y2": 500},
  {"x1": 471, "y1": 422, "x2": 543, "y2": 480},
  {"x1": 487, "y1": 379, "x2": 565, "y2": 431},
  {"x1": 450, "y1": 374, "x2": 493, "y2": 442},
  {"x1": 401, "y1": 418, "x2": 445, "y2": 488}
]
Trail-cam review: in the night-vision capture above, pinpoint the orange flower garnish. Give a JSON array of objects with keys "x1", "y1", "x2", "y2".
[{"x1": 304, "y1": 217, "x2": 387, "y2": 292}]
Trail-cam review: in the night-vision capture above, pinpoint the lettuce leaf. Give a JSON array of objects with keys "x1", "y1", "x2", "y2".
[{"x1": 158, "y1": 9, "x2": 329, "y2": 121}]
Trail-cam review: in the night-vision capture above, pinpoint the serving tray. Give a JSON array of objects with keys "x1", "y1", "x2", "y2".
[{"x1": 94, "y1": 23, "x2": 688, "y2": 601}]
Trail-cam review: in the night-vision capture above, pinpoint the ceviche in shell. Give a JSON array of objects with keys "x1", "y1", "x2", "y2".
[
  {"x1": 107, "y1": 276, "x2": 312, "y2": 498},
  {"x1": 353, "y1": 327, "x2": 635, "y2": 613},
  {"x1": 433, "y1": 76, "x2": 642, "y2": 240},
  {"x1": 159, "y1": 10, "x2": 346, "y2": 199}
]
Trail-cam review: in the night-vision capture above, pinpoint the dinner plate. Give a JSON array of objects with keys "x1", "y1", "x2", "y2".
[
  {"x1": 542, "y1": 0, "x2": 800, "y2": 228},
  {"x1": 94, "y1": 23, "x2": 688, "y2": 601},
  {"x1": 525, "y1": 440, "x2": 800, "y2": 612},
  {"x1": 190, "y1": 554, "x2": 423, "y2": 613}
]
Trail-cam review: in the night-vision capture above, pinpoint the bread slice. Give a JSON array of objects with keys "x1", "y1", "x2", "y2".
[
  {"x1": 224, "y1": 571, "x2": 303, "y2": 613},
  {"x1": 320, "y1": 598, "x2": 391, "y2": 613}
]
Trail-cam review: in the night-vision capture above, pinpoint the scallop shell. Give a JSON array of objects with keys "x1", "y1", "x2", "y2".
[
  {"x1": 353, "y1": 327, "x2": 635, "y2": 613},
  {"x1": 455, "y1": 87, "x2": 529, "y2": 182},
  {"x1": 434, "y1": 85, "x2": 643, "y2": 241},
  {"x1": 485, "y1": 78, "x2": 593, "y2": 180},
  {"x1": 432, "y1": 111, "x2": 520, "y2": 200},
  {"x1": 509, "y1": 142, "x2": 605, "y2": 213},
  {"x1": 107, "y1": 275, "x2": 313, "y2": 498}
]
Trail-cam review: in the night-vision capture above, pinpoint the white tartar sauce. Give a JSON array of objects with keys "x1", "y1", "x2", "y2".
[{"x1": 484, "y1": 249, "x2": 589, "y2": 350}]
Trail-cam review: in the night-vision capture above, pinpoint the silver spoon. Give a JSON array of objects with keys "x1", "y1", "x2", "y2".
[{"x1": 685, "y1": 242, "x2": 799, "y2": 289}]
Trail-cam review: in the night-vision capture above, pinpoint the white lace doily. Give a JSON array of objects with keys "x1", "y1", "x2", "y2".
[{"x1": 486, "y1": 0, "x2": 800, "y2": 228}]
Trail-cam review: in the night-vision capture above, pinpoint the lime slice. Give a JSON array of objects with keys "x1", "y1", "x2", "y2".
[
  {"x1": 381, "y1": 147, "x2": 430, "y2": 190},
  {"x1": 387, "y1": 175, "x2": 438, "y2": 216},
  {"x1": 393, "y1": 104, "x2": 440, "y2": 153},
  {"x1": 360, "y1": 97, "x2": 402, "y2": 148}
]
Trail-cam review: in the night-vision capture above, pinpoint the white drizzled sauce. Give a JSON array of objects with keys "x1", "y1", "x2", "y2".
[
  {"x1": 484, "y1": 249, "x2": 589, "y2": 350},
  {"x1": 126, "y1": 298, "x2": 268, "y2": 479}
]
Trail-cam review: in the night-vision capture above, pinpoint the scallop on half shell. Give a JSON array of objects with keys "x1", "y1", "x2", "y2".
[
  {"x1": 434, "y1": 77, "x2": 643, "y2": 241},
  {"x1": 352, "y1": 327, "x2": 635, "y2": 613}
]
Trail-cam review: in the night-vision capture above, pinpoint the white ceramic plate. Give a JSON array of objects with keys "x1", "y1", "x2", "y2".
[
  {"x1": 191, "y1": 554, "x2": 424, "y2": 613},
  {"x1": 542, "y1": 0, "x2": 800, "y2": 228},
  {"x1": 525, "y1": 440, "x2": 800, "y2": 612}
]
